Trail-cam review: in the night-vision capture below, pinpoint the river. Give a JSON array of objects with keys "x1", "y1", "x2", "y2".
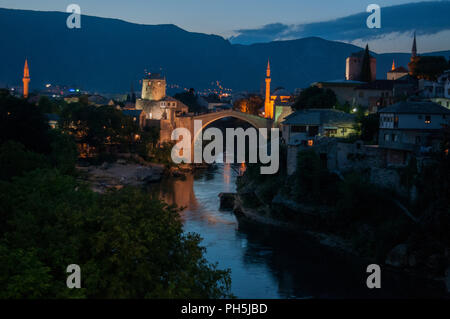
[{"x1": 149, "y1": 163, "x2": 444, "y2": 299}]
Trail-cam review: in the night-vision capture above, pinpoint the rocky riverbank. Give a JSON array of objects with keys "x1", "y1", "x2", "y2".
[
  {"x1": 229, "y1": 193, "x2": 355, "y2": 255},
  {"x1": 221, "y1": 192, "x2": 450, "y2": 295},
  {"x1": 77, "y1": 160, "x2": 165, "y2": 193}
]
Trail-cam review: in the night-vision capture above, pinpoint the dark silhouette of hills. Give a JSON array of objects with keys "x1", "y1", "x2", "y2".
[
  {"x1": 0, "y1": 8, "x2": 448, "y2": 93},
  {"x1": 231, "y1": 1, "x2": 450, "y2": 45}
]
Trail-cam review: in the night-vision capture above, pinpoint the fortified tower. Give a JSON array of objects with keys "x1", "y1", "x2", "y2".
[{"x1": 141, "y1": 73, "x2": 166, "y2": 101}]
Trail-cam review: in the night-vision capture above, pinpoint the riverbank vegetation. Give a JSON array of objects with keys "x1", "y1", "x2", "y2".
[{"x1": 0, "y1": 93, "x2": 232, "y2": 298}]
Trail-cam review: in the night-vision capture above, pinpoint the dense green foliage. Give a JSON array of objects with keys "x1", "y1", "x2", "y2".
[
  {"x1": 355, "y1": 113, "x2": 379, "y2": 143},
  {"x1": 60, "y1": 103, "x2": 139, "y2": 154},
  {"x1": 0, "y1": 93, "x2": 232, "y2": 299},
  {"x1": 0, "y1": 93, "x2": 52, "y2": 154},
  {"x1": 233, "y1": 95, "x2": 263, "y2": 115},
  {"x1": 360, "y1": 45, "x2": 372, "y2": 83},
  {"x1": 0, "y1": 171, "x2": 231, "y2": 298},
  {"x1": 409, "y1": 56, "x2": 450, "y2": 81},
  {"x1": 173, "y1": 89, "x2": 206, "y2": 113},
  {"x1": 293, "y1": 86, "x2": 337, "y2": 110}
]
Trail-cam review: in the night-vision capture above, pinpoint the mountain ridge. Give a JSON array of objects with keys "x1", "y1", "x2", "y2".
[{"x1": 0, "y1": 8, "x2": 448, "y2": 93}]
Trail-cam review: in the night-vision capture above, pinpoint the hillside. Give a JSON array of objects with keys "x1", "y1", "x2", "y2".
[{"x1": 0, "y1": 8, "x2": 448, "y2": 93}]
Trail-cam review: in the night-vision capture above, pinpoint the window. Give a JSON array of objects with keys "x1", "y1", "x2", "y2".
[
  {"x1": 325, "y1": 129, "x2": 337, "y2": 137},
  {"x1": 394, "y1": 116, "x2": 399, "y2": 128},
  {"x1": 418, "y1": 115, "x2": 423, "y2": 120},
  {"x1": 308, "y1": 126, "x2": 319, "y2": 137},
  {"x1": 415, "y1": 136, "x2": 421, "y2": 145},
  {"x1": 393, "y1": 134, "x2": 398, "y2": 142},
  {"x1": 384, "y1": 134, "x2": 390, "y2": 142},
  {"x1": 291, "y1": 125, "x2": 307, "y2": 133},
  {"x1": 307, "y1": 140, "x2": 314, "y2": 147},
  {"x1": 359, "y1": 91, "x2": 364, "y2": 98},
  {"x1": 425, "y1": 115, "x2": 431, "y2": 124}
]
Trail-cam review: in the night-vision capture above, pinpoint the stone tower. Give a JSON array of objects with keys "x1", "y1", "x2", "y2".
[
  {"x1": 141, "y1": 73, "x2": 166, "y2": 101},
  {"x1": 23, "y1": 59, "x2": 30, "y2": 98},
  {"x1": 345, "y1": 46, "x2": 376, "y2": 82},
  {"x1": 264, "y1": 60, "x2": 273, "y2": 119}
]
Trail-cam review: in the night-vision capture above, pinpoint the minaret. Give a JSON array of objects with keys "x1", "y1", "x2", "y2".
[
  {"x1": 23, "y1": 59, "x2": 30, "y2": 98},
  {"x1": 412, "y1": 31, "x2": 417, "y2": 59},
  {"x1": 264, "y1": 60, "x2": 272, "y2": 119},
  {"x1": 391, "y1": 59, "x2": 396, "y2": 71}
]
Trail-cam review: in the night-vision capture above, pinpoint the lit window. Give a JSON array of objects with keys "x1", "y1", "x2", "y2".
[{"x1": 307, "y1": 140, "x2": 314, "y2": 147}]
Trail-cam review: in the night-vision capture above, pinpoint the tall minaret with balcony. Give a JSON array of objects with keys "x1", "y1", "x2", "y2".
[
  {"x1": 411, "y1": 31, "x2": 417, "y2": 60},
  {"x1": 23, "y1": 59, "x2": 30, "y2": 98},
  {"x1": 264, "y1": 60, "x2": 273, "y2": 119}
]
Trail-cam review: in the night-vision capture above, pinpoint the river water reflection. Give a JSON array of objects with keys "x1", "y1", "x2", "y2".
[{"x1": 149, "y1": 164, "x2": 443, "y2": 299}]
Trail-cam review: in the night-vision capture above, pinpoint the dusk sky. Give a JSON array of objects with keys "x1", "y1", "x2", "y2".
[{"x1": 0, "y1": 0, "x2": 441, "y2": 37}]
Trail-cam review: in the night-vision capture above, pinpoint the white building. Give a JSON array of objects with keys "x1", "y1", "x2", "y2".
[
  {"x1": 379, "y1": 101, "x2": 450, "y2": 165},
  {"x1": 281, "y1": 109, "x2": 356, "y2": 146}
]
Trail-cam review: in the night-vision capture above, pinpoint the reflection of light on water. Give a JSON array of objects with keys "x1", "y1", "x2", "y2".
[
  {"x1": 239, "y1": 162, "x2": 247, "y2": 176},
  {"x1": 224, "y1": 162, "x2": 230, "y2": 185}
]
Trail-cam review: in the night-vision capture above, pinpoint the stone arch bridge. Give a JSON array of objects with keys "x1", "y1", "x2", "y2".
[{"x1": 159, "y1": 109, "x2": 274, "y2": 145}]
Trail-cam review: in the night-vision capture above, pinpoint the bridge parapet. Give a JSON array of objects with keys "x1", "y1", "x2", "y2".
[{"x1": 160, "y1": 109, "x2": 274, "y2": 144}]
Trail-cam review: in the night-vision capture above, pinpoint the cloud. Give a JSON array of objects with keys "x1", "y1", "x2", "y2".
[{"x1": 230, "y1": 1, "x2": 450, "y2": 51}]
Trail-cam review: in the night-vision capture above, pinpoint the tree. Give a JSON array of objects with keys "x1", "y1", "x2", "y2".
[
  {"x1": 205, "y1": 94, "x2": 220, "y2": 103},
  {"x1": 293, "y1": 86, "x2": 337, "y2": 110},
  {"x1": 37, "y1": 96, "x2": 60, "y2": 114},
  {"x1": 357, "y1": 113, "x2": 379, "y2": 143},
  {"x1": 174, "y1": 90, "x2": 205, "y2": 113},
  {"x1": 233, "y1": 95, "x2": 263, "y2": 115},
  {"x1": 408, "y1": 56, "x2": 449, "y2": 81},
  {"x1": 295, "y1": 149, "x2": 322, "y2": 199},
  {"x1": 0, "y1": 94, "x2": 51, "y2": 154},
  {"x1": 0, "y1": 141, "x2": 49, "y2": 181},
  {"x1": 0, "y1": 169, "x2": 232, "y2": 298},
  {"x1": 360, "y1": 44, "x2": 372, "y2": 83},
  {"x1": 60, "y1": 103, "x2": 140, "y2": 157},
  {"x1": 48, "y1": 130, "x2": 78, "y2": 175}
]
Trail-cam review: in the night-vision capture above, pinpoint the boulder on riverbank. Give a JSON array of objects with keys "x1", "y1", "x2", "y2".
[
  {"x1": 218, "y1": 193, "x2": 236, "y2": 211},
  {"x1": 78, "y1": 161, "x2": 165, "y2": 193}
]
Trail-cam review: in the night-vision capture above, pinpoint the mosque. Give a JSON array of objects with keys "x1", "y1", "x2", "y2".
[{"x1": 263, "y1": 60, "x2": 293, "y2": 125}]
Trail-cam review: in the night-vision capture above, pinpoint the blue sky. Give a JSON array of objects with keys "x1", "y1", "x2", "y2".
[{"x1": 0, "y1": 0, "x2": 440, "y2": 37}]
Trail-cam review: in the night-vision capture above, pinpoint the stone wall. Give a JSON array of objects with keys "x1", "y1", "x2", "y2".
[
  {"x1": 286, "y1": 138, "x2": 410, "y2": 195},
  {"x1": 286, "y1": 144, "x2": 299, "y2": 176},
  {"x1": 141, "y1": 78, "x2": 166, "y2": 101}
]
